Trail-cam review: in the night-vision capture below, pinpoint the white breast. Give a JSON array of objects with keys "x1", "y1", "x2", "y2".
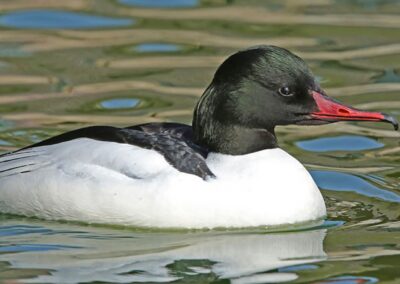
[{"x1": 0, "y1": 139, "x2": 326, "y2": 228}]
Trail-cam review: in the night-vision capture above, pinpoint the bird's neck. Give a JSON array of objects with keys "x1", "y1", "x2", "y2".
[
  {"x1": 194, "y1": 123, "x2": 277, "y2": 155},
  {"x1": 192, "y1": 84, "x2": 278, "y2": 155}
]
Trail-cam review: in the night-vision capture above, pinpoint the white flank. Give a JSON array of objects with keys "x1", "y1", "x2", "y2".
[{"x1": 0, "y1": 138, "x2": 326, "y2": 228}]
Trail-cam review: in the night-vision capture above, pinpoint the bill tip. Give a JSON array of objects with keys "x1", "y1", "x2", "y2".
[{"x1": 383, "y1": 114, "x2": 399, "y2": 131}]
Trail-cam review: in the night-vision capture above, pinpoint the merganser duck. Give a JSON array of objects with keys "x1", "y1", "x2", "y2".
[{"x1": 0, "y1": 46, "x2": 397, "y2": 229}]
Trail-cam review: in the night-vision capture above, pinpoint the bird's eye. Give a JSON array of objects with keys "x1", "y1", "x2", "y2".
[{"x1": 278, "y1": 86, "x2": 293, "y2": 97}]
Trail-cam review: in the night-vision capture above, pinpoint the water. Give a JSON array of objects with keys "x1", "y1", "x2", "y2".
[
  {"x1": 0, "y1": 0, "x2": 399, "y2": 283},
  {"x1": 0, "y1": 10, "x2": 134, "y2": 30},
  {"x1": 296, "y1": 135, "x2": 384, "y2": 152},
  {"x1": 119, "y1": 0, "x2": 199, "y2": 8},
  {"x1": 133, "y1": 43, "x2": 183, "y2": 53},
  {"x1": 99, "y1": 98, "x2": 141, "y2": 109}
]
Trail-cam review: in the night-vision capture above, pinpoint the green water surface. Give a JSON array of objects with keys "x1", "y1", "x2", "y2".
[{"x1": 0, "y1": 0, "x2": 399, "y2": 283}]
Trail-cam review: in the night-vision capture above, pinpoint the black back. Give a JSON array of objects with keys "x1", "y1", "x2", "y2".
[{"x1": 22, "y1": 123, "x2": 214, "y2": 180}]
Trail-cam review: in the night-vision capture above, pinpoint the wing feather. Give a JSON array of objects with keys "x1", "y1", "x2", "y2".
[
  {"x1": 0, "y1": 149, "x2": 50, "y2": 177},
  {"x1": 1, "y1": 123, "x2": 214, "y2": 179}
]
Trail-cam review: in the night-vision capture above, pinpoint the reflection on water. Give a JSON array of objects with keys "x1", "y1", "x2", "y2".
[
  {"x1": 336, "y1": 0, "x2": 400, "y2": 10},
  {"x1": 0, "y1": 43, "x2": 30, "y2": 58},
  {"x1": 99, "y1": 98, "x2": 141, "y2": 110},
  {"x1": 0, "y1": 129, "x2": 55, "y2": 148},
  {"x1": 374, "y1": 69, "x2": 400, "y2": 83},
  {"x1": 119, "y1": 0, "x2": 199, "y2": 8},
  {"x1": 0, "y1": 220, "x2": 326, "y2": 283},
  {"x1": 0, "y1": 243, "x2": 81, "y2": 253},
  {"x1": 311, "y1": 170, "x2": 400, "y2": 202},
  {"x1": 0, "y1": 0, "x2": 399, "y2": 282},
  {"x1": 296, "y1": 135, "x2": 384, "y2": 152},
  {"x1": 279, "y1": 263, "x2": 319, "y2": 272},
  {"x1": 134, "y1": 43, "x2": 183, "y2": 53},
  {"x1": 0, "y1": 10, "x2": 134, "y2": 30},
  {"x1": 0, "y1": 139, "x2": 11, "y2": 146}
]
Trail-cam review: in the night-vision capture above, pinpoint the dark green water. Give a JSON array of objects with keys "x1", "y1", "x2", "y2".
[{"x1": 0, "y1": 0, "x2": 399, "y2": 283}]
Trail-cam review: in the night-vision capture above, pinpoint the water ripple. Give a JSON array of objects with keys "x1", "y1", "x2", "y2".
[
  {"x1": 0, "y1": 243, "x2": 81, "y2": 253},
  {"x1": 134, "y1": 43, "x2": 182, "y2": 53},
  {"x1": 119, "y1": 0, "x2": 198, "y2": 8},
  {"x1": 296, "y1": 135, "x2": 384, "y2": 152},
  {"x1": 0, "y1": 10, "x2": 133, "y2": 30},
  {"x1": 311, "y1": 170, "x2": 400, "y2": 203},
  {"x1": 99, "y1": 98, "x2": 141, "y2": 110}
]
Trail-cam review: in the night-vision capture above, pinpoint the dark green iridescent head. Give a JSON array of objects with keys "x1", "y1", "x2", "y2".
[{"x1": 192, "y1": 45, "x2": 319, "y2": 154}]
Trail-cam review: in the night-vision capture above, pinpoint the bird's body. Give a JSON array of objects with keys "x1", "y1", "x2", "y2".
[
  {"x1": 0, "y1": 134, "x2": 325, "y2": 228},
  {"x1": 0, "y1": 45, "x2": 396, "y2": 228}
]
